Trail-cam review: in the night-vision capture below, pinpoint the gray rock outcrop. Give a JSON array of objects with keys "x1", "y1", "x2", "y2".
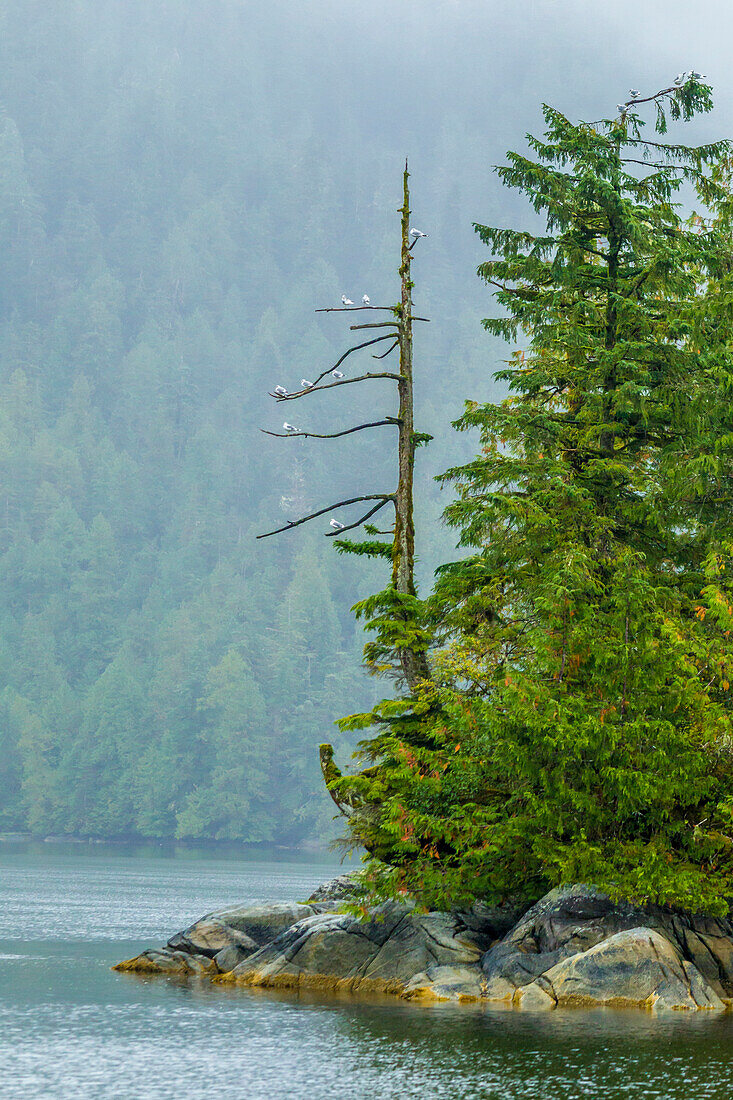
[
  {"x1": 166, "y1": 902, "x2": 320, "y2": 959},
  {"x1": 481, "y1": 884, "x2": 733, "y2": 1010},
  {"x1": 114, "y1": 881, "x2": 733, "y2": 1011},
  {"x1": 218, "y1": 900, "x2": 488, "y2": 1001}
]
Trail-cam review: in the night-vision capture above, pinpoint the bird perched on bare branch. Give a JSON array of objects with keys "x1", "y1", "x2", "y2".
[
  {"x1": 410, "y1": 227, "x2": 428, "y2": 239},
  {"x1": 274, "y1": 385, "x2": 288, "y2": 396},
  {"x1": 283, "y1": 422, "x2": 298, "y2": 433},
  {"x1": 341, "y1": 295, "x2": 354, "y2": 305},
  {"x1": 300, "y1": 378, "x2": 314, "y2": 389},
  {"x1": 330, "y1": 519, "x2": 345, "y2": 530},
  {"x1": 362, "y1": 294, "x2": 370, "y2": 305}
]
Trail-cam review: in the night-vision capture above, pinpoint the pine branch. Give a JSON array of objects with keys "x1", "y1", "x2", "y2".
[
  {"x1": 622, "y1": 84, "x2": 679, "y2": 108},
  {"x1": 257, "y1": 494, "x2": 395, "y2": 540},
  {"x1": 260, "y1": 417, "x2": 401, "y2": 440}
]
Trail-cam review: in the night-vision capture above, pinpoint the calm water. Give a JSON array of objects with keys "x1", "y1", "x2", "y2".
[{"x1": 3, "y1": 844, "x2": 733, "y2": 1098}]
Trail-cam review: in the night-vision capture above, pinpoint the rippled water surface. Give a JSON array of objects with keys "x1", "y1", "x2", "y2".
[{"x1": 3, "y1": 842, "x2": 733, "y2": 1099}]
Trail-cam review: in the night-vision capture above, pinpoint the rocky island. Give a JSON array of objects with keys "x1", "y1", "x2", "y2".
[{"x1": 114, "y1": 877, "x2": 733, "y2": 1012}]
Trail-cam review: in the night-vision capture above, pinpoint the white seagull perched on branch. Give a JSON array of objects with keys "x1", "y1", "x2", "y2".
[
  {"x1": 362, "y1": 294, "x2": 370, "y2": 305},
  {"x1": 300, "y1": 378, "x2": 314, "y2": 389},
  {"x1": 330, "y1": 519, "x2": 345, "y2": 530},
  {"x1": 283, "y1": 422, "x2": 298, "y2": 433},
  {"x1": 331, "y1": 369, "x2": 344, "y2": 379},
  {"x1": 410, "y1": 227, "x2": 428, "y2": 239},
  {"x1": 630, "y1": 89, "x2": 640, "y2": 99},
  {"x1": 274, "y1": 385, "x2": 288, "y2": 397},
  {"x1": 341, "y1": 295, "x2": 354, "y2": 305}
]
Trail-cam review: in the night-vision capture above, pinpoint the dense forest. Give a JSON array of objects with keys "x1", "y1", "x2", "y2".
[
  {"x1": 0, "y1": 2, "x2": 718, "y2": 843},
  {"x1": 0, "y1": 1, "x2": 512, "y2": 841}
]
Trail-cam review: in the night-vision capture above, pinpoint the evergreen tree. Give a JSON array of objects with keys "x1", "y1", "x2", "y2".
[{"x1": 338, "y1": 78, "x2": 733, "y2": 915}]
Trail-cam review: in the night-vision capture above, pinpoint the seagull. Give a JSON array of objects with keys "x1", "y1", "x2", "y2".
[
  {"x1": 675, "y1": 72, "x2": 685, "y2": 85},
  {"x1": 630, "y1": 89, "x2": 640, "y2": 99},
  {"x1": 283, "y1": 422, "x2": 298, "y2": 433},
  {"x1": 341, "y1": 295, "x2": 354, "y2": 305},
  {"x1": 330, "y1": 519, "x2": 345, "y2": 530},
  {"x1": 274, "y1": 385, "x2": 288, "y2": 397},
  {"x1": 300, "y1": 378, "x2": 314, "y2": 389},
  {"x1": 410, "y1": 227, "x2": 428, "y2": 239},
  {"x1": 331, "y1": 369, "x2": 344, "y2": 379},
  {"x1": 362, "y1": 294, "x2": 370, "y2": 305}
]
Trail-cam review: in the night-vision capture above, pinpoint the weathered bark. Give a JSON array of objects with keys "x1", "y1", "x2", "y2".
[{"x1": 393, "y1": 164, "x2": 431, "y2": 688}]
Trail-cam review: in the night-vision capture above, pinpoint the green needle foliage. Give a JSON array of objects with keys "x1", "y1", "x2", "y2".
[{"x1": 335, "y1": 78, "x2": 733, "y2": 916}]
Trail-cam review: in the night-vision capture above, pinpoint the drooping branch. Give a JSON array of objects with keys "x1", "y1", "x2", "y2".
[
  {"x1": 314, "y1": 333, "x2": 398, "y2": 385},
  {"x1": 372, "y1": 341, "x2": 399, "y2": 359},
  {"x1": 269, "y1": 371, "x2": 402, "y2": 401},
  {"x1": 325, "y1": 496, "x2": 394, "y2": 536},
  {"x1": 260, "y1": 418, "x2": 401, "y2": 440},
  {"x1": 256, "y1": 494, "x2": 395, "y2": 539}
]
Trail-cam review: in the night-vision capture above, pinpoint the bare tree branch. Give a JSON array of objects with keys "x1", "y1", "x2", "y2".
[
  {"x1": 260, "y1": 418, "x2": 401, "y2": 440},
  {"x1": 326, "y1": 497, "x2": 395, "y2": 536},
  {"x1": 372, "y1": 341, "x2": 399, "y2": 360},
  {"x1": 308, "y1": 334, "x2": 397, "y2": 388},
  {"x1": 622, "y1": 84, "x2": 679, "y2": 109},
  {"x1": 256, "y1": 495, "x2": 395, "y2": 540},
  {"x1": 315, "y1": 306, "x2": 396, "y2": 314},
  {"x1": 269, "y1": 371, "x2": 402, "y2": 401},
  {"x1": 624, "y1": 158, "x2": 682, "y2": 168},
  {"x1": 350, "y1": 318, "x2": 430, "y2": 329}
]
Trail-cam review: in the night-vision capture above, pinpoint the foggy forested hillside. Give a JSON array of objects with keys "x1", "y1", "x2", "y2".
[{"x1": 0, "y1": 0, "x2": 714, "y2": 841}]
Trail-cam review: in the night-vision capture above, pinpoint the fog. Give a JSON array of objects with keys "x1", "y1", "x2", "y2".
[{"x1": 0, "y1": 0, "x2": 729, "y2": 843}]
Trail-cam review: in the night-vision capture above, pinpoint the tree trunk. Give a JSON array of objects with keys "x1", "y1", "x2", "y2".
[{"x1": 394, "y1": 164, "x2": 430, "y2": 688}]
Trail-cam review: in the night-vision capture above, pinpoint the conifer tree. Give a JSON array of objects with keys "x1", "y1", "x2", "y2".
[{"x1": 341, "y1": 75, "x2": 733, "y2": 915}]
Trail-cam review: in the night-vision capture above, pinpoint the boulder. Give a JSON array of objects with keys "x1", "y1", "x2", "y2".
[
  {"x1": 516, "y1": 928, "x2": 724, "y2": 1011},
  {"x1": 217, "y1": 900, "x2": 487, "y2": 1001},
  {"x1": 113, "y1": 948, "x2": 218, "y2": 977},
  {"x1": 167, "y1": 918, "x2": 258, "y2": 958},
  {"x1": 482, "y1": 884, "x2": 733, "y2": 1009},
  {"x1": 306, "y1": 873, "x2": 365, "y2": 903},
  {"x1": 166, "y1": 902, "x2": 320, "y2": 959},
  {"x1": 214, "y1": 945, "x2": 252, "y2": 973}
]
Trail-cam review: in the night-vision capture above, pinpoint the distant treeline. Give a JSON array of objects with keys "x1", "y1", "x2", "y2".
[{"x1": 0, "y1": 1, "x2": 504, "y2": 840}]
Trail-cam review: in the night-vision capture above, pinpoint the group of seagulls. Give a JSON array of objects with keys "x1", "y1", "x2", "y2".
[
  {"x1": 274, "y1": 365, "x2": 347, "y2": 405},
  {"x1": 274, "y1": 225, "x2": 429, "y2": 532},
  {"x1": 676, "y1": 70, "x2": 705, "y2": 84},
  {"x1": 618, "y1": 72, "x2": 707, "y2": 114}
]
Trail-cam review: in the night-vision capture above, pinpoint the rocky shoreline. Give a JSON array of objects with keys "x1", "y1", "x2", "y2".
[{"x1": 114, "y1": 877, "x2": 733, "y2": 1011}]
